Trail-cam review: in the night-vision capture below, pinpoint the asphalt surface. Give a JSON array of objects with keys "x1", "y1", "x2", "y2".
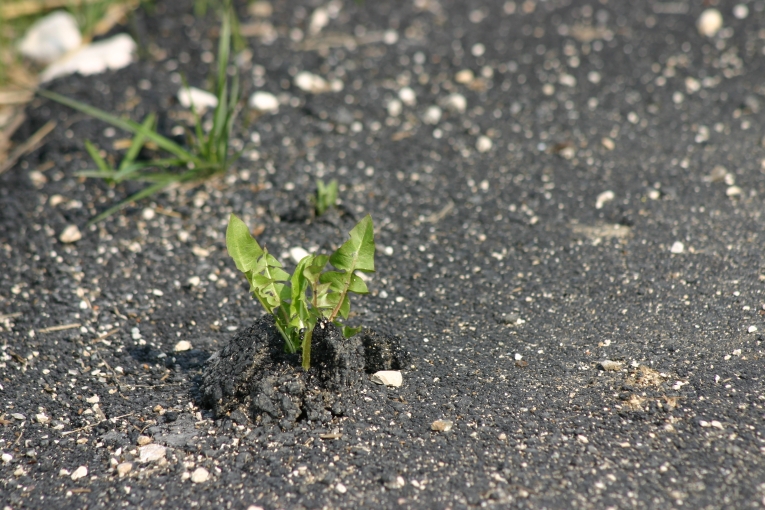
[{"x1": 2, "y1": 0, "x2": 765, "y2": 508}]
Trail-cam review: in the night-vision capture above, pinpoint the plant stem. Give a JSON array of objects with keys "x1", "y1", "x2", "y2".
[
  {"x1": 301, "y1": 325, "x2": 313, "y2": 371},
  {"x1": 328, "y1": 278, "x2": 351, "y2": 322}
]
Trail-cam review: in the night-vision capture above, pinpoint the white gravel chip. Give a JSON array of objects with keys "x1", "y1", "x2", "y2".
[
  {"x1": 598, "y1": 360, "x2": 623, "y2": 371},
  {"x1": 289, "y1": 246, "x2": 310, "y2": 264},
  {"x1": 59, "y1": 224, "x2": 82, "y2": 243},
  {"x1": 749, "y1": 326, "x2": 758, "y2": 333},
  {"x1": 117, "y1": 462, "x2": 132, "y2": 476},
  {"x1": 41, "y1": 34, "x2": 136, "y2": 83},
  {"x1": 595, "y1": 190, "x2": 615, "y2": 210},
  {"x1": 294, "y1": 71, "x2": 341, "y2": 94},
  {"x1": 12, "y1": 413, "x2": 26, "y2": 420},
  {"x1": 191, "y1": 467, "x2": 210, "y2": 483},
  {"x1": 187, "y1": 276, "x2": 201, "y2": 287},
  {"x1": 398, "y1": 87, "x2": 416, "y2": 106},
  {"x1": 18, "y1": 11, "x2": 82, "y2": 64},
  {"x1": 335, "y1": 482, "x2": 347, "y2": 494},
  {"x1": 139, "y1": 444, "x2": 166, "y2": 463},
  {"x1": 370, "y1": 370, "x2": 403, "y2": 387},
  {"x1": 178, "y1": 87, "x2": 218, "y2": 111},
  {"x1": 71, "y1": 465, "x2": 88, "y2": 480},
  {"x1": 36, "y1": 413, "x2": 50, "y2": 424},
  {"x1": 86, "y1": 395, "x2": 99, "y2": 404},
  {"x1": 733, "y1": 4, "x2": 749, "y2": 19},
  {"x1": 2, "y1": 453, "x2": 12, "y2": 463},
  {"x1": 441, "y1": 93, "x2": 467, "y2": 114},
  {"x1": 726, "y1": 186, "x2": 742, "y2": 197},
  {"x1": 476, "y1": 136, "x2": 493, "y2": 153},
  {"x1": 249, "y1": 91, "x2": 279, "y2": 112},
  {"x1": 431, "y1": 420, "x2": 453, "y2": 432},
  {"x1": 386, "y1": 99, "x2": 402, "y2": 117},
  {"x1": 422, "y1": 105, "x2": 442, "y2": 125},
  {"x1": 455, "y1": 69, "x2": 474, "y2": 84},
  {"x1": 670, "y1": 241, "x2": 685, "y2": 254},
  {"x1": 697, "y1": 9, "x2": 723, "y2": 37},
  {"x1": 174, "y1": 340, "x2": 193, "y2": 352}
]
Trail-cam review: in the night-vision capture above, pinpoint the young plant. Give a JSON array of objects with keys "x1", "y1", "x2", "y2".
[
  {"x1": 313, "y1": 178, "x2": 338, "y2": 217},
  {"x1": 36, "y1": 3, "x2": 240, "y2": 224},
  {"x1": 226, "y1": 213, "x2": 375, "y2": 370}
]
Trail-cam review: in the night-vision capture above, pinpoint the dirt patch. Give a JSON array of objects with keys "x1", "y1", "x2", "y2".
[{"x1": 199, "y1": 316, "x2": 409, "y2": 429}]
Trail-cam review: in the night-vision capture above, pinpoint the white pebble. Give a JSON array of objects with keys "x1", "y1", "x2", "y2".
[
  {"x1": 335, "y1": 483, "x2": 347, "y2": 494},
  {"x1": 398, "y1": 87, "x2": 416, "y2": 106},
  {"x1": 733, "y1": 4, "x2": 748, "y2": 20},
  {"x1": 476, "y1": 136, "x2": 493, "y2": 153},
  {"x1": 422, "y1": 105, "x2": 442, "y2": 125},
  {"x1": 174, "y1": 340, "x2": 192, "y2": 352},
  {"x1": 441, "y1": 93, "x2": 467, "y2": 114},
  {"x1": 685, "y1": 77, "x2": 701, "y2": 94},
  {"x1": 187, "y1": 276, "x2": 201, "y2": 287},
  {"x1": 670, "y1": 241, "x2": 685, "y2": 254},
  {"x1": 177, "y1": 87, "x2": 218, "y2": 111},
  {"x1": 59, "y1": 224, "x2": 82, "y2": 243},
  {"x1": 471, "y1": 43, "x2": 485, "y2": 57},
  {"x1": 587, "y1": 71, "x2": 601, "y2": 84},
  {"x1": 86, "y1": 395, "x2": 99, "y2": 404},
  {"x1": 697, "y1": 9, "x2": 723, "y2": 37},
  {"x1": 383, "y1": 29, "x2": 399, "y2": 45},
  {"x1": 295, "y1": 71, "x2": 331, "y2": 94},
  {"x1": 18, "y1": 11, "x2": 82, "y2": 64},
  {"x1": 370, "y1": 370, "x2": 403, "y2": 387},
  {"x1": 514, "y1": 353, "x2": 522, "y2": 361},
  {"x1": 289, "y1": 246, "x2": 310, "y2": 264},
  {"x1": 386, "y1": 99, "x2": 402, "y2": 117},
  {"x1": 70, "y1": 465, "x2": 88, "y2": 480},
  {"x1": 749, "y1": 325, "x2": 758, "y2": 333},
  {"x1": 139, "y1": 444, "x2": 166, "y2": 463},
  {"x1": 598, "y1": 360, "x2": 623, "y2": 371},
  {"x1": 117, "y1": 462, "x2": 132, "y2": 476},
  {"x1": 595, "y1": 190, "x2": 615, "y2": 209},
  {"x1": 36, "y1": 413, "x2": 50, "y2": 424},
  {"x1": 191, "y1": 467, "x2": 210, "y2": 483},
  {"x1": 558, "y1": 73, "x2": 577, "y2": 87},
  {"x1": 455, "y1": 69, "x2": 474, "y2": 84},
  {"x1": 141, "y1": 207, "x2": 155, "y2": 220},
  {"x1": 41, "y1": 34, "x2": 136, "y2": 83},
  {"x1": 726, "y1": 186, "x2": 742, "y2": 197},
  {"x1": 308, "y1": 7, "x2": 330, "y2": 35},
  {"x1": 249, "y1": 91, "x2": 279, "y2": 113},
  {"x1": 431, "y1": 419, "x2": 453, "y2": 432},
  {"x1": 2, "y1": 453, "x2": 12, "y2": 463},
  {"x1": 601, "y1": 137, "x2": 615, "y2": 150}
]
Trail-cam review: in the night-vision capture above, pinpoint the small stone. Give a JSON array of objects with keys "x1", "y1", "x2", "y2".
[
  {"x1": 441, "y1": 93, "x2": 467, "y2": 114},
  {"x1": 36, "y1": 413, "x2": 50, "y2": 424},
  {"x1": 422, "y1": 105, "x2": 442, "y2": 125},
  {"x1": 289, "y1": 246, "x2": 310, "y2": 264},
  {"x1": 2, "y1": 453, "x2": 12, "y2": 463},
  {"x1": 595, "y1": 190, "x2": 615, "y2": 209},
  {"x1": 85, "y1": 395, "x2": 99, "y2": 404},
  {"x1": 598, "y1": 360, "x2": 623, "y2": 371},
  {"x1": 710, "y1": 420, "x2": 724, "y2": 430},
  {"x1": 192, "y1": 246, "x2": 210, "y2": 258},
  {"x1": 191, "y1": 467, "x2": 210, "y2": 483},
  {"x1": 726, "y1": 186, "x2": 742, "y2": 197},
  {"x1": 178, "y1": 87, "x2": 218, "y2": 111},
  {"x1": 29, "y1": 170, "x2": 48, "y2": 188},
  {"x1": 335, "y1": 482, "x2": 347, "y2": 494},
  {"x1": 670, "y1": 241, "x2": 685, "y2": 254},
  {"x1": 12, "y1": 413, "x2": 26, "y2": 421},
  {"x1": 697, "y1": 9, "x2": 723, "y2": 37},
  {"x1": 116, "y1": 462, "x2": 132, "y2": 476},
  {"x1": 577, "y1": 435, "x2": 589, "y2": 444},
  {"x1": 705, "y1": 165, "x2": 728, "y2": 183},
  {"x1": 733, "y1": 4, "x2": 749, "y2": 19},
  {"x1": 136, "y1": 435, "x2": 152, "y2": 446},
  {"x1": 14, "y1": 466, "x2": 26, "y2": 477},
  {"x1": 476, "y1": 136, "x2": 493, "y2": 153},
  {"x1": 71, "y1": 465, "x2": 88, "y2": 480},
  {"x1": 249, "y1": 1, "x2": 272, "y2": 17},
  {"x1": 187, "y1": 276, "x2": 201, "y2": 287},
  {"x1": 295, "y1": 71, "x2": 334, "y2": 94},
  {"x1": 455, "y1": 69, "x2": 474, "y2": 84},
  {"x1": 370, "y1": 370, "x2": 403, "y2": 387},
  {"x1": 174, "y1": 340, "x2": 192, "y2": 352},
  {"x1": 558, "y1": 73, "x2": 577, "y2": 87},
  {"x1": 387, "y1": 99, "x2": 402, "y2": 117},
  {"x1": 139, "y1": 444, "x2": 166, "y2": 463},
  {"x1": 431, "y1": 419, "x2": 453, "y2": 432},
  {"x1": 601, "y1": 137, "x2": 615, "y2": 151},
  {"x1": 141, "y1": 207, "x2": 155, "y2": 220},
  {"x1": 59, "y1": 225, "x2": 82, "y2": 244},
  {"x1": 749, "y1": 326, "x2": 758, "y2": 333},
  {"x1": 249, "y1": 91, "x2": 279, "y2": 112},
  {"x1": 40, "y1": 34, "x2": 136, "y2": 83},
  {"x1": 398, "y1": 87, "x2": 416, "y2": 106},
  {"x1": 309, "y1": 7, "x2": 330, "y2": 35},
  {"x1": 18, "y1": 11, "x2": 82, "y2": 64}
]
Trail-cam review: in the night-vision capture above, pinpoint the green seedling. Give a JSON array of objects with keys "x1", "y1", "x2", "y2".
[
  {"x1": 313, "y1": 178, "x2": 338, "y2": 216},
  {"x1": 36, "y1": 3, "x2": 240, "y2": 224},
  {"x1": 226, "y1": 213, "x2": 375, "y2": 370}
]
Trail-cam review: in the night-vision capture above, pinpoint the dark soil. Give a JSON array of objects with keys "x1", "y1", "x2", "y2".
[
  {"x1": 199, "y1": 316, "x2": 409, "y2": 429},
  {"x1": 2, "y1": 0, "x2": 765, "y2": 508}
]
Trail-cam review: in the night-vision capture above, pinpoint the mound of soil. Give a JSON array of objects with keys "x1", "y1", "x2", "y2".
[{"x1": 199, "y1": 316, "x2": 409, "y2": 429}]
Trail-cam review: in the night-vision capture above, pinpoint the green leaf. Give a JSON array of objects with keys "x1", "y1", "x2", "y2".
[
  {"x1": 226, "y1": 213, "x2": 263, "y2": 273},
  {"x1": 84, "y1": 140, "x2": 112, "y2": 174},
  {"x1": 329, "y1": 214, "x2": 375, "y2": 273},
  {"x1": 119, "y1": 113, "x2": 155, "y2": 171},
  {"x1": 338, "y1": 323, "x2": 362, "y2": 338}
]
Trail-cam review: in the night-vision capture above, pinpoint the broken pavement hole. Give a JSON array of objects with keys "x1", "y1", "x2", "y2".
[{"x1": 199, "y1": 315, "x2": 409, "y2": 429}]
